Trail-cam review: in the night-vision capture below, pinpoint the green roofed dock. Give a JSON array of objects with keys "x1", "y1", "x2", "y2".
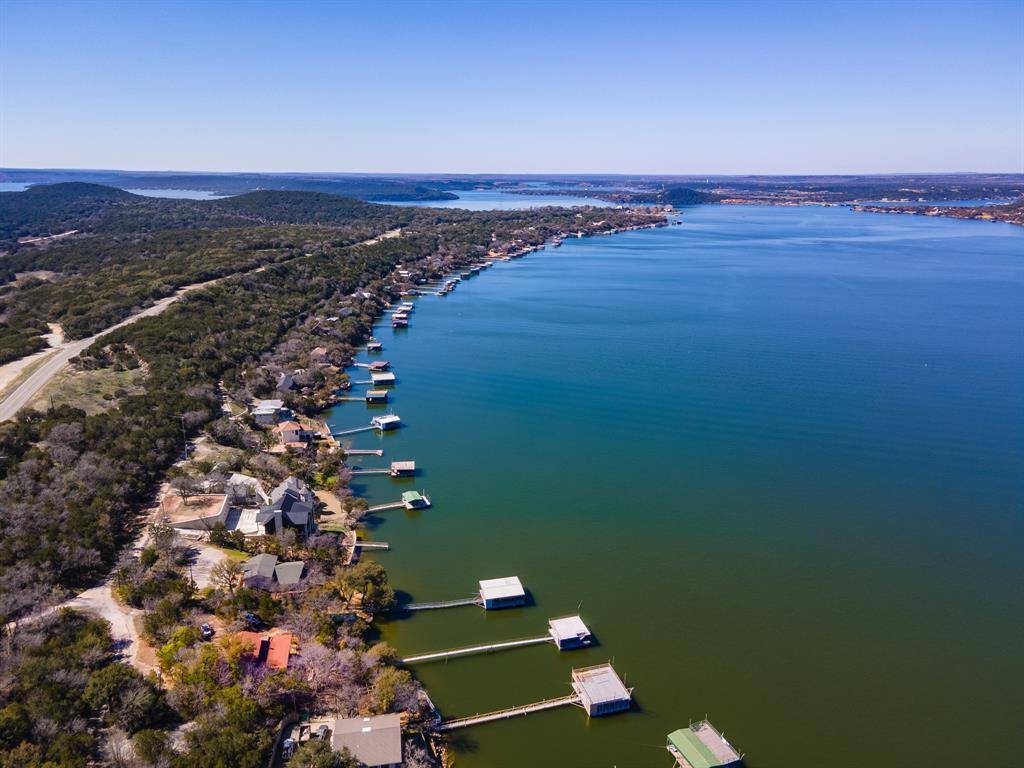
[{"x1": 667, "y1": 721, "x2": 744, "y2": 768}]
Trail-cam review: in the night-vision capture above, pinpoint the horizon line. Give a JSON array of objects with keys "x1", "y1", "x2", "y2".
[{"x1": 3, "y1": 166, "x2": 1022, "y2": 179}]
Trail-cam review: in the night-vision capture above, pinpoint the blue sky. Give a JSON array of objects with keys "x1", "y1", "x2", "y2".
[{"x1": 1, "y1": 0, "x2": 1021, "y2": 174}]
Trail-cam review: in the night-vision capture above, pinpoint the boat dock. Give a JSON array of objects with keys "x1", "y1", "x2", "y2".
[
  {"x1": 435, "y1": 694, "x2": 582, "y2": 732},
  {"x1": 344, "y1": 449, "x2": 383, "y2": 456},
  {"x1": 366, "y1": 491, "x2": 430, "y2": 512},
  {"x1": 350, "y1": 460, "x2": 416, "y2": 477},
  {"x1": 400, "y1": 635, "x2": 551, "y2": 664}
]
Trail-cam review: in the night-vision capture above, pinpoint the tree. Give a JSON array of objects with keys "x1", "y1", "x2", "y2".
[
  {"x1": 288, "y1": 739, "x2": 358, "y2": 768},
  {"x1": 210, "y1": 558, "x2": 245, "y2": 597},
  {"x1": 170, "y1": 474, "x2": 202, "y2": 505}
]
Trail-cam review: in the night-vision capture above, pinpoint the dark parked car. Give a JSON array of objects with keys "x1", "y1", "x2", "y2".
[
  {"x1": 243, "y1": 613, "x2": 261, "y2": 629},
  {"x1": 200, "y1": 623, "x2": 214, "y2": 640}
]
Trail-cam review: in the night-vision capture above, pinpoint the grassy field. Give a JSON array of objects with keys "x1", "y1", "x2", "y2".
[{"x1": 29, "y1": 364, "x2": 148, "y2": 414}]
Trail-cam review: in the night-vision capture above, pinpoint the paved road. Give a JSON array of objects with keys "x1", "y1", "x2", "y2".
[
  {"x1": 0, "y1": 228, "x2": 402, "y2": 422},
  {"x1": 0, "y1": 278, "x2": 220, "y2": 421}
]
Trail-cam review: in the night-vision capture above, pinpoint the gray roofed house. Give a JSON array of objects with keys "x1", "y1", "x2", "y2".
[
  {"x1": 243, "y1": 553, "x2": 278, "y2": 586},
  {"x1": 330, "y1": 714, "x2": 402, "y2": 768},
  {"x1": 276, "y1": 372, "x2": 297, "y2": 393},
  {"x1": 274, "y1": 561, "x2": 305, "y2": 587},
  {"x1": 257, "y1": 477, "x2": 315, "y2": 536}
]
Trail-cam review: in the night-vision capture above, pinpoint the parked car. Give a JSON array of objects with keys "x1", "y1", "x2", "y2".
[
  {"x1": 200, "y1": 623, "x2": 214, "y2": 640},
  {"x1": 243, "y1": 612, "x2": 261, "y2": 629}
]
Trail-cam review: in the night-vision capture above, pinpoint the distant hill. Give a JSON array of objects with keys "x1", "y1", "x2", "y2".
[
  {"x1": 0, "y1": 183, "x2": 418, "y2": 243},
  {"x1": 0, "y1": 168, "x2": 459, "y2": 202}
]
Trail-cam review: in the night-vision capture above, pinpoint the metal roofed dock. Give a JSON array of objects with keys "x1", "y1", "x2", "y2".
[
  {"x1": 667, "y1": 721, "x2": 744, "y2": 768},
  {"x1": 399, "y1": 616, "x2": 591, "y2": 663},
  {"x1": 571, "y1": 663, "x2": 633, "y2": 716}
]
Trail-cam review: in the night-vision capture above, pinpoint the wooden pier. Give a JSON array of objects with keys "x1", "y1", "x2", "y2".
[
  {"x1": 356, "y1": 541, "x2": 390, "y2": 550},
  {"x1": 366, "y1": 500, "x2": 405, "y2": 512},
  {"x1": 349, "y1": 468, "x2": 391, "y2": 476},
  {"x1": 435, "y1": 694, "x2": 582, "y2": 732},
  {"x1": 400, "y1": 635, "x2": 550, "y2": 664},
  {"x1": 344, "y1": 449, "x2": 383, "y2": 456},
  {"x1": 405, "y1": 596, "x2": 482, "y2": 611},
  {"x1": 333, "y1": 425, "x2": 375, "y2": 436}
]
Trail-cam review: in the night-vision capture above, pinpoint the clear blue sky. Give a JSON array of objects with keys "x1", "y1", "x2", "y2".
[{"x1": 1, "y1": 0, "x2": 1021, "y2": 174}]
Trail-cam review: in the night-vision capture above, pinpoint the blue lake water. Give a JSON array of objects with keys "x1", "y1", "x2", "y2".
[
  {"x1": 390, "y1": 189, "x2": 612, "y2": 210},
  {"x1": 327, "y1": 204, "x2": 1023, "y2": 767},
  {"x1": 123, "y1": 188, "x2": 228, "y2": 200}
]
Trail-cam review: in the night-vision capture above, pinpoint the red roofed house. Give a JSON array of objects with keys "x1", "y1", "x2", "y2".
[
  {"x1": 236, "y1": 631, "x2": 294, "y2": 670},
  {"x1": 266, "y1": 634, "x2": 293, "y2": 670}
]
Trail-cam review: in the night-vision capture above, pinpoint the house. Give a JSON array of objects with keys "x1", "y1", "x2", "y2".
[
  {"x1": 256, "y1": 477, "x2": 315, "y2": 536},
  {"x1": 478, "y1": 576, "x2": 526, "y2": 609},
  {"x1": 276, "y1": 372, "x2": 297, "y2": 393},
  {"x1": 330, "y1": 714, "x2": 402, "y2": 768},
  {"x1": 310, "y1": 346, "x2": 330, "y2": 364},
  {"x1": 274, "y1": 560, "x2": 305, "y2": 587},
  {"x1": 243, "y1": 553, "x2": 279, "y2": 586},
  {"x1": 667, "y1": 721, "x2": 744, "y2": 768},
  {"x1": 252, "y1": 399, "x2": 291, "y2": 425},
  {"x1": 242, "y1": 553, "x2": 305, "y2": 589},
  {"x1": 274, "y1": 420, "x2": 314, "y2": 450},
  {"x1": 237, "y1": 631, "x2": 295, "y2": 671},
  {"x1": 266, "y1": 634, "x2": 293, "y2": 670}
]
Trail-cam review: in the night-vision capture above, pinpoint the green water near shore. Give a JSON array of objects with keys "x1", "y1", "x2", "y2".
[{"x1": 326, "y1": 205, "x2": 1023, "y2": 767}]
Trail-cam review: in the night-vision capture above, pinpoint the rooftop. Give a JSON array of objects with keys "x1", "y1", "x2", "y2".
[
  {"x1": 331, "y1": 714, "x2": 402, "y2": 767},
  {"x1": 274, "y1": 561, "x2": 304, "y2": 586},
  {"x1": 479, "y1": 576, "x2": 525, "y2": 601},
  {"x1": 667, "y1": 721, "x2": 742, "y2": 768},
  {"x1": 391, "y1": 461, "x2": 416, "y2": 471},
  {"x1": 572, "y1": 663, "x2": 631, "y2": 705},
  {"x1": 244, "y1": 553, "x2": 278, "y2": 580},
  {"x1": 549, "y1": 615, "x2": 591, "y2": 642},
  {"x1": 266, "y1": 634, "x2": 293, "y2": 670}
]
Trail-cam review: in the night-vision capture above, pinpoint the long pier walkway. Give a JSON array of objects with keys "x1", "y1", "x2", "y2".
[
  {"x1": 366, "y1": 500, "x2": 405, "y2": 513},
  {"x1": 334, "y1": 425, "x2": 374, "y2": 437},
  {"x1": 405, "y1": 596, "x2": 482, "y2": 611},
  {"x1": 401, "y1": 635, "x2": 550, "y2": 664},
  {"x1": 344, "y1": 449, "x2": 383, "y2": 456},
  {"x1": 349, "y1": 468, "x2": 390, "y2": 476},
  {"x1": 436, "y1": 694, "x2": 582, "y2": 732}
]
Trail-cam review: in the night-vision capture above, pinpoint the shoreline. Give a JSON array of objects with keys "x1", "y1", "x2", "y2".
[{"x1": 329, "y1": 212, "x2": 668, "y2": 755}]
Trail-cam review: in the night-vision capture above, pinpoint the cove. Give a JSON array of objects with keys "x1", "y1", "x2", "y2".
[{"x1": 326, "y1": 204, "x2": 1024, "y2": 768}]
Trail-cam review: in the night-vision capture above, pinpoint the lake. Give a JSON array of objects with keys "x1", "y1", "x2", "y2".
[
  {"x1": 124, "y1": 188, "x2": 228, "y2": 200},
  {"x1": 389, "y1": 189, "x2": 612, "y2": 210},
  {"x1": 329, "y1": 204, "x2": 1023, "y2": 768}
]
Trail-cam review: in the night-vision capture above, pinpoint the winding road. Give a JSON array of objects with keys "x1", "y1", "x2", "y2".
[{"x1": 0, "y1": 227, "x2": 402, "y2": 421}]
